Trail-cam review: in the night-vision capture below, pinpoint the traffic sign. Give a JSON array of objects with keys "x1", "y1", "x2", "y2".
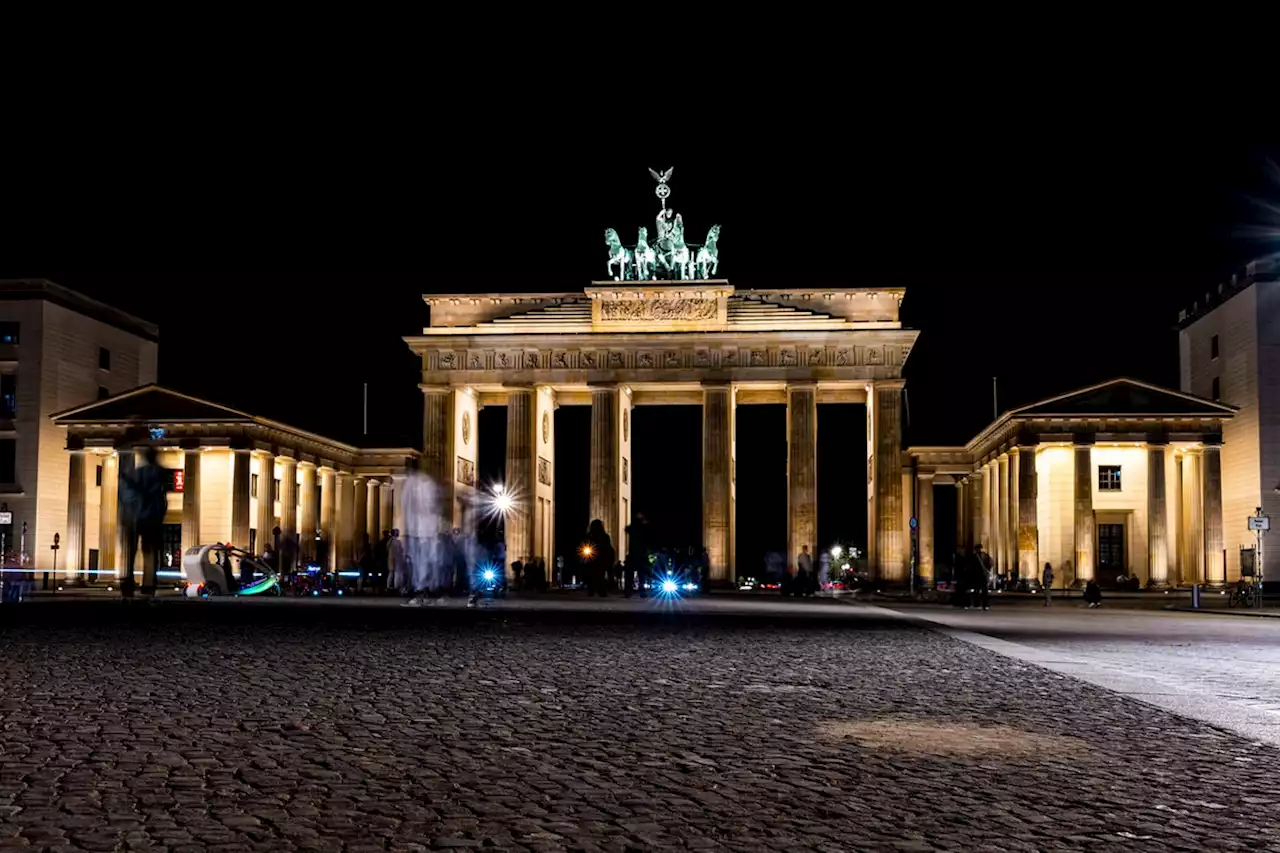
[
  {"x1": 1249, "y1": 515, "x2": 1270, "y2": 531},
  {"x1": 0, "y1": 512, "x2": 11, "y2": 525}
]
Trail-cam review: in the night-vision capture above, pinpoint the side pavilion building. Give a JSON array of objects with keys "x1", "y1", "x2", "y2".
[{"x1": 909, "y1": 379, "x2": 1236, "y2": 588}]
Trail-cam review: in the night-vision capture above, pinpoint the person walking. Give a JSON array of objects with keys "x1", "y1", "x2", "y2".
[
  {"x1": 970, "y1": 544, "x2": 990, "y2": 610},
  {"x1": 1041, "y1": 562, "x2": 1054, "y2": 606},
  {"x1": 387, "y1": 529, "x2": 406, "y2": 593}
]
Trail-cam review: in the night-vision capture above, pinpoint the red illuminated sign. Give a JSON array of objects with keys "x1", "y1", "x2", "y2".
[{"x1": 173, "y1": 469, "x2": 185, "y2": 492}]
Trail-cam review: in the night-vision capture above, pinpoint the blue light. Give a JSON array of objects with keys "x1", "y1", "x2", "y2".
[
  {"x1": 482, "y1": 569, "x2": 496, "y2": 582},
  {"x1": 312, "y1": 590, "x2": 319, "y2": 596},
  {"x1": 337, "y1": 589, "x2": 344, "y2": 596},
  {"x1": 661, "y1": 578, "x2": 678, "y2": 594},
  {"x1": 149, "y1": 428, "x2": 166, "y2": 440}
]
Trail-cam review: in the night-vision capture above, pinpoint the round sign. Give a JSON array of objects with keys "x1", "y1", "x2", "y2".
[{"x1": 655, "y1": 183, "x2": 670, "y2": 200}]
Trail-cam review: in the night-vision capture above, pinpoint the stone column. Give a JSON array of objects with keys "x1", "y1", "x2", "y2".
[
  {"x1": 231, "y1": 449, "x2": 252, "y2": 551},
  {"x1": 65, "y1": 449, "x2": 86, "y2": 576},
  {"x1": 380, "y1": 479, "x2": 395, "y2": 537},
  {"x1": 916, "y1": 473, "x2": 934, "y2": 585},
  {"x1": 1183, "y1": 452, "x2": 1205, "y2": 584},
  {"x1": 1016, "y1": 444, "x2": 1038, "y2": 582},
  {"x1": 974, "y1": 468, "x2": 988, "y2": 553},
  {"x1": 115, "y1": 450, "x2": 135, "y2": 576},
  {"x1": 996, "y1": 454, "x2": 1009, "y2": 575},
  {"x1": 506, "y1": 388, "x2": 536, "y2": 569},
  {"x1": 786, "y1": 384, "x2": 818, "y2": 572},
  {"x1": 98, "y1": 453, "x2": 117, "y2": 577},
  {"x1": 319, "y1": 467, "x2": 336, "y2": 570},
  {"x1": 874, "y1": 383, "x2": 905, "y2": 582},
  {"x1": 422, "y1": 387, "x2": 455, "y2": 519},
  {"x1": 1203, "y1": 441, "x2": 1225, "y2": 586},
  {"x1": 589, "y1": 386, "x2": 621, "y2": 549},
  {"x1": 703, "y1": 383, "x2": 735, "y2": 584},
  {"x1": 254, "y1": 452, "x2": 274, "y2": 556},
  {"x1": 335, "y1": 472, "x2": 354, "y2": 570},
  {"x1": 366, "y1": 480, "x2": 381, "y2": 541},
  {"x1": 181, "y1": 448, "x2": 201, "y2": 556},
  {"x1": 279, "y1": 457, "x2": 298, "y2": 566},
  {"x1": 298, "y1": 462, "x2": 317, "y2": 562},
  {"x1": 353, "y1": 477, "x2": 368, "y2": 553},
  {"x1": 1147, "y1": 442, "x2": 1169, "y2": 587},
  {"x1": 1008, "y1": 450, "x2": 1020, "y2": 579},
  {"x1": 955, "y1": 480, "x2": 968, "y2": 555},
  {"x1": 1073, "y1": 439, "x2": 1095, "y2": 584}
]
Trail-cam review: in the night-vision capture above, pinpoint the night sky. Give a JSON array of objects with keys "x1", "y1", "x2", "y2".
[{"x1": 5, "y1": 114, "x2": 1276, "y2": 571}]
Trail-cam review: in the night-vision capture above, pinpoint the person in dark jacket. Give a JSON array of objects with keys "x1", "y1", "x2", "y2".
[{"x1": 585, "y1": 519, "x2": 616, "y2": 596}]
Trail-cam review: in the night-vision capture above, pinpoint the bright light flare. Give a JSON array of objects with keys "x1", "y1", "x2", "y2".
[
  {"x1": 830, "y1": 545, "x2": 842, "y2": 558},
  {"x1": 580, "y1": 544, "x2": 594, "y2": 559},
  {"x1": 480, "y1": 482, "x2": 521, "y2": 523},
  {"x1": 661, "y1": 578, "x2": 678, "y2": 594},
  {"x1": 482, "y1": 568, "x2": 496, "y2": 582}
]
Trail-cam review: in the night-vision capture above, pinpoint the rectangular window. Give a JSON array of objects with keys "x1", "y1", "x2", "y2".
[
  {"x1": 95, "y1": 465, "x2": 102, "y2": 487},
  {"x1": 0, "y1": 322, "x2": 19, "y2": 345},
  {"x1": 98, "y1": 386, "x2": 110, "y2": 400},
  {"x1": 99, "y1": 347, "x2": 111, "y2": 371},
  {"x1": 1212, "y1": 376, "x2": 1221, "y2": 402},
  {"x1": 1098, "y1": 465, "x2": 1122, "y2": 492},
  {"x1": 0, "y1": 373, "x2": 15, "y2": 418},
  {"x1": 273, "y1": 477, "x2": 281, "y2": 502},
  {"x1": 0, "y1": 439, "x2": 15, "y2": 483},
  {"x1": 1211, "y1": 334, "x2": 1219, "y2": 360},
  {"x1": 251, "y1": 473, "x2": 259, "y2": 499}
]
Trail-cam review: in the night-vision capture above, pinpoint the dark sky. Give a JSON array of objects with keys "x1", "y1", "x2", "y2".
[{"x1": 4, "y1": 106, "x2": 1276, "y2": 569}]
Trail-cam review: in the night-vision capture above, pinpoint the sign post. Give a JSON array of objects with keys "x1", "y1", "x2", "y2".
[{"x1": 1249, "y1": 508, "x2": 1269, "y2": 608}]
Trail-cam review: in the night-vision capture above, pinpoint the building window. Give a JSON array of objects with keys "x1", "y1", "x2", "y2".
[
  {"x1": 0, "y1": 373, "x2": 15, "y2": 418},
  {"x1": 273, "y1": 477, "x2": 281, "y2": 502},
  {"x1": 98, "y1": 386, "x2": 110, "y2": 400},
  {"x1": 1211, "y1": 334, "x2": 1219, "y2": 360},
  {"x1": 95, "y1": 465, "x2": 102, "y2": 487},
  {"x1": 251, "y1": 473, "x2": 259, "y2": 499},
  {"x1": 0, "y1": 322, "x2": 19, "y2": 345},
  {"x1": 99, "y1": 347, "x2": 111, "y2": 371},
  {"x1": 0, "y1": 439, "x2": 15, "y2": 483},
  {"x1": 1212, "y1": 377, "x2": 1221, "y2": 402},
  {"x1": 1098, "y1": 465, "x2": 1122, "y2": 492}
]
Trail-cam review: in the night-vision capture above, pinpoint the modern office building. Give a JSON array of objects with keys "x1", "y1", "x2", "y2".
[
  {"x1": 0, "y1": 279, "x2": 159, "y2": 567},
  {"x1": 1178, "y1": 255, "x2": 1280, "y2": 582}
]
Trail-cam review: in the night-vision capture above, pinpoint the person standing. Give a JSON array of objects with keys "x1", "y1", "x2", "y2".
[
  {"x1": 387, "y1": 529, "x2": 406, "y2": 593},
  {"x1": 1041, "y1": 562, "x2": 1054, "y2": 606},
  {"x1": 970, "y1": 544, "x2": 990, "y2": 610}
]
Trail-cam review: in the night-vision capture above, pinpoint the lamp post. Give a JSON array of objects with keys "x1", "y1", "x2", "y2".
[{"x1": 50, "y1": 531, "x2": 60, "y2": 592}]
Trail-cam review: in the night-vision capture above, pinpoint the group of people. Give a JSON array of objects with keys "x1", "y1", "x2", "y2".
[{"x1": 951, "y1": 545, "x2": 1104, "y2": 609}]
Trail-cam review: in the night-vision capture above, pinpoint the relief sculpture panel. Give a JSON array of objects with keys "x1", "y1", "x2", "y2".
[
  {"x1": 600, "y1": 298, "x2": 717, "y2": 321},
  {"x1": 456, "y1": 457, "x2": 476, "y2": 487}
]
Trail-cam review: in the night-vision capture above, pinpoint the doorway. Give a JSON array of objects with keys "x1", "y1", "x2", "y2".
[{"x1": 1097, "y1": 522, "x2": 1126, "y2": 578}]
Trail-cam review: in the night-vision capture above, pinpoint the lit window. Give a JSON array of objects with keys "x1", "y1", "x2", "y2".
[
  {"x1": 1098, "y1": 465, "x2": 1122, "y2": 492},
  {"x1": 251, "y1": 473, "x2": 259, "y2": 498},
  {"x1": 1211, "y1": 334, "x2": 1219, "y2": 360},
  {"x1": 1212, "y1": 377, "x2": 1221, "y2": 402},
  {"x1": 0, "y1": 322, "x2": 19, "y2": 345}
]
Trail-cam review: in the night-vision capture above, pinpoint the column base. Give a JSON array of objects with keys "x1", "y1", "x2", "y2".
[{"x1": 1146, "y1": 580, "x2": 1171, "y2": 590}]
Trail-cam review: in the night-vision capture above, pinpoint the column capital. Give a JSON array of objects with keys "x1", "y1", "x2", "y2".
[
  {"x1": 278, "y1": 456, "x2": 298, "y2": 467},
  {"x1": 1145, "y1": 433, "x2": 1170, "y2": 447},
  {"x1": 1073, "y1": 435, "x2": 1095, "y2": 447},
  {"x1": 917, "y1": 471, "x2": 935, "y2": 481},
  {"x1": 1202, "y1": 435, "x2": 1223, "y2": 448},
  {"x1": 872, "y1": 379, "x2": 906, "y2": 391},
  {"x1": 297, "y1": 459, "x2": 317, "y2": 470},
  {"x1": 420, "y1": 384, "x2": 454, "y2": 395},
  {"x1": 786, "y1": 381, "x2": 819, "y2": 391}
]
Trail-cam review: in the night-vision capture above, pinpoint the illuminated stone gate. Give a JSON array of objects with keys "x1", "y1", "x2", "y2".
[{"x1": 404, "y1": 282, "x2": 919, "y2": 583}]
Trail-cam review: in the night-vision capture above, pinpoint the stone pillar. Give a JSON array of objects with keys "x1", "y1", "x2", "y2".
[
  {"x1": 874, "y1": 383, "x2": 905, "y2": 582},
  {"x1": 1203, "y1": 441, "x2": 1225, "y2": 586},
  {"x1": 98, "y1": 453, "x2": 117, "y2": 577},
  {"x1": 1147, "y1": 442, "x2": 1169, "y2": 587},
  {"x1": 115, "y1": 450, "x2": 135, "y2": 576},
  {"x1": 703, "y1": 383, "x2": 735, "y2": 584},
  {"x1": 786, "y1": 384, "x2": 818, "y2": 572},
  {"x1": 974, "y1": 468, "x2": 988, "y2": 553},
  {"x1": 955, "y1": 480, "x2": 968, "y2": 555},
  {"x1": 279, "y1": 457, "x2": 298, "y2": 566},
  {"x1": 320, "y1": 467, "x2": 336, "y2": 570},
  {"x1": 65, "y1": 449, "x2": 86, "y2": 576},
  {"x1": 1183, "y1": 452, "x2": 1205, "y2": 584},
  {"x1": 353, "y1": 476, "x2": 368, "y2": 554},
  {"x1": 336, "y1": 472, "x2": 354, "y2": 570},
  {"x1": 366, "y1": 480, "x2": 381, "y2": 541},
  {"x1": 1008, "y1": 450, "x2": 1020, "y2": 579},
  {"x1": 181, "y1": 448, "x2": 201, "y2": 557},
  {"x1": 996, "y1": 454, "x2": 1009, "y2": 575},
  {"x1": 1073, "y1": 439, "x2": 1095, "y2": 584},
  {"x1": 1016, "y1": 444, "x2": 1038, "y2": 582},
  {"x1": 254, "y1": 452, "x2": 274, "y2": 556},
  {"x1": 506, "y1": 388, "x2": 536, "y2": 569},
  {"x1": 231, "y1": 449, "x2": 252, "y2": 551},
  {"x1": 298, "y1": 462, "x2": 317, "y2": 562},
  {"x1": 589, "y1": 386, "x2": 621, "y2": 549},
  {"x1": 381, "y1": 478, "x2": 395, "y2": 537},
  {"x1": 916, "y1": 473, "x2": 934, "y2": 585},
  {"x1": 422, "y1": 387, "x2": 456, "y2": 518}
]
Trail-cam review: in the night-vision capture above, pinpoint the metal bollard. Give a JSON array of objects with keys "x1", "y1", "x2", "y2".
[{"x1": 1191, "y1": 584, "x2": 1201, "y2": 609}]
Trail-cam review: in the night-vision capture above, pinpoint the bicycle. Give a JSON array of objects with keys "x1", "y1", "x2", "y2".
[{"x1": 1229, "y1": 583, "x2": 1258, "y2": 608}]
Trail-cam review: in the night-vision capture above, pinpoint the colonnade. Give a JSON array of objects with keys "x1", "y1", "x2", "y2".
[
  {"x1": 921, "y1": 437, "x2": 1226, "y2": 588},
  {"x1": 62, "y1": 446, "x2": 402, "y2": 580},
  {"x1": 423, "y1": 379, "x2": 907, "y2": 585}
]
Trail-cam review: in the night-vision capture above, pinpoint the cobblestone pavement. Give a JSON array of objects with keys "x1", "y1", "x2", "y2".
[{"x1": 3, "y1": 599, "x2": 1280, "y2": 851}]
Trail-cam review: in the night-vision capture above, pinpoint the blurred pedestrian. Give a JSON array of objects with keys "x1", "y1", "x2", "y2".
[{"x1": 1041, "y1": 562, "x2": 1054, "y2": 606}]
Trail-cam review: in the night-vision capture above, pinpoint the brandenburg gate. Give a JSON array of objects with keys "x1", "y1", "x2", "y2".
[{"x1": 404, "y1": 282, "x2": 918, "y2": 583}]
